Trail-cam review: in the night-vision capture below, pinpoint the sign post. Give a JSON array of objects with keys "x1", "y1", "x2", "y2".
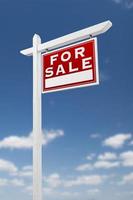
[
  {"x1": 20, "y1": 20, "x2": 112, "y2": 200},
  {"x1": 32, "y1": 34, "x2": 42, "y2": 200}
]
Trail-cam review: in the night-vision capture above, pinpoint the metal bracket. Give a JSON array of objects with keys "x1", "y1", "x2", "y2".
[{"x1": 20, "y1": 20, "x2": 112, "y2": 56}]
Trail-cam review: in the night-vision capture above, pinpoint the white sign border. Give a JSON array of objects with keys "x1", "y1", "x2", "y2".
[{"x1": 42, "y1": 37, "x2": 99, "y2": 93}]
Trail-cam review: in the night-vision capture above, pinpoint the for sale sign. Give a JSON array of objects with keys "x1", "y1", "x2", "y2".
[{"x1": 42, "y1": 38, "x2": 99, "y2": 93}]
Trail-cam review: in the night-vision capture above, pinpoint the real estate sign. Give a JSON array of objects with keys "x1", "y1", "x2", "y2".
[{"x1": 42, "y1": 38, "x2": 99, "y2": 93}]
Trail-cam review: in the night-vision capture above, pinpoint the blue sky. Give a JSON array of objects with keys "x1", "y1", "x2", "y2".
[{"x1": 0, "y1": 0, "x2": 133, "y2": 200}]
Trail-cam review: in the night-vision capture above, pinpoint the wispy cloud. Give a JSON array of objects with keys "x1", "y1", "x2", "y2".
[
  {"x1": 86, "y1": 153, "x2": 95, "y2": 160},
  {"x1": 87, "y1": 188, "x2": 100, "y2": 195},
  {"x1": 120, "y1": 151, "x2": 133, "y2": 167},
  {"x1": 10, "y1": 178, "x2": 25, "y2": 187},
  {"x1": 0, "y1": 178, "x2": 8, "y2": 186},
  {"x1": 0, "y1": 159, "x2": 18, "y2": 173},
  {"x1": 0, "y1": 129, "x2": 64, "y2": 150},
  {"x1": 76, "y1": 163, "x2": 93, "y2": 171},
  {"x1": 45, "y1": 173, "x2": 62, "y2": 188},
  {"x1": 64, "y1": 175, "x2": 103, "y2": 187},
  {"x1": 0, "y1": 178, "x2": 24, "y2": 187},
  {"x1": 76, "y1": 150, "x2": 133, "y2": 172},
  {"x1": 43, "y1": 187, "x2": 79, "y2": 198},
  {"x1": 13, "y1": 165, "x2": 33, "y2": 178},
  {"x1": 76, "y1": 160, "x2": 120, "y2": 171},
  {"x1": 90, "y1": 133, "x2": 101, "y2": 139},
  {"x1": 103, "y1": 133, "x2": 132, "y2": 149},
  {"x1": 27, "y1": 175, "x2": 79, "y2": 198},
  {"x1": 94, "y1": 160, "x2": 120, "y2": 169},
  {"x1": 112, "y1": 0, "x2": 133, "y2": 9},
  {"x1": 98, "y1": 152, "x2": 117, "y2": 160},
  {"x1": 45, "y1": 173, "x2": 104, "y2": 188},
  {"x1": 120, "y1": 172, "x2": 133, "y2": 184}
]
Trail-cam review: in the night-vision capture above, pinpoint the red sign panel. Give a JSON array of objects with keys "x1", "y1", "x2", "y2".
[{"x1": 42, "y1": 38, "x2": 99, "y2": 93}]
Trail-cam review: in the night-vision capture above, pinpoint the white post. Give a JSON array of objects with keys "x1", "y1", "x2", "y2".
[{"x1": 32, "y1": 34, "x2": 42, "y2": 200}]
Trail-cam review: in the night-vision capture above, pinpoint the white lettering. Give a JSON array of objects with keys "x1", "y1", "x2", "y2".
[
  {"x1": 50, "y1": 54, "x2": 58, "y2": 65},
  {"x1": 69, "y1": 62, "x2": 78, "y2": 72},
  {"x1": 45, "y1": 67, "x2": 54, "y2": 78},
  {"x1": 61, "y1": 51, "x2": 71, "y2": 62},
  {"x1": 82, "y1": 57, "x2": 92, "y2": 69},
  {"x1": 56, "y1": 64, "x2": 66, "y2": 76},
  {"x1": 75, "y1": 47, "x2": 85, "y2": 59}
]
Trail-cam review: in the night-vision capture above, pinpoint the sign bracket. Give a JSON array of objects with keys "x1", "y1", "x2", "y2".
[{"x1": 20, "y1": 20, "x2": 112, "y2": 56}]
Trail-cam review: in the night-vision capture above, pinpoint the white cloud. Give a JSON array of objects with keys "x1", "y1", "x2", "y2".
[
  {"x1": 43, "y1": 173, "x2": 91, "y2": 198},
  {"x1": 120, "y1": 151, "x2": 133, "y2": 167},
  {"x1": 43, "y1": 187, "x2": 79, "y2": 198},
  {"x1": 12, "y1": 165, "x2": 33, "y2": 178},
  {"x1": 43, "y1": 130, "x2": 64, "y2": 145},
  {"x1": 22, "y1": 165, "x2": 32, "y2": 171},
  {"x1": 112, "y1": 0, "x2": 133, "y2": 9},
  {"x1": 18, "y1": 170, "x2": 32, "y2": 177},
  {"x1": 87, "y1": 188, "x2": 100, "y2": 195},
  {"x1": 121, "y1": 172, "x2": 133, "y2": 184},
  {"x1": 76, "y1": 150, "x2": 133, "y2": 171},
  {"x1": 0, "y1": 178, "x2": 25, "y2": 187},
  {"x1": 103, "y1": 133, "x2": 132, "y2": 149},
  {"x1": 0, "y1": 178, "x2": 8, "y2": 186},
  {"x1": 43, "y1": 187, "x2": 53, "y2": 195},
  {"x1": 90, "y1": 133, "x2": 101, "y2": 139},
  {"x1": 86, "y1": 153, "x2": 95, "y2": 160},
  {"x1": 25, "y1": 185, "x2": 32, "y2": 193},
  {"x1": 59, "y1": 191, "x2": 79, "y2": 197},
  {"x1": 98, "y1": 152, "x2": 117, "y2": 160},
  {"x1": 10, "y1": 178, "x2": 25, "y2": 187},
  {"x1": 45, "y1": 173, "x2": 62, "y2": 188},
  {"x1": 64, "y1": 175, "x2": 103, "y2": 187},
  {"x1": 0, "y1": 129, "x2": 64, "y2": 150},
  {"x1": 76, "y1": 152, "x2": 119, "y2": 171},
  {"x1": 0, "y1": 159, "x2": 18, "y2": 173},
  {"x1": 94, "y1": 160, "x2": 120, "y2": 169},
  {"x1": 76, "y1": 161, "x2": 120, "y2": 171},
  {"x1": 44, "y1": 173, "x2": 104, "y2": 189},
  {"x1": 76, "y1": 163, "x2": 93, "y2": 171},
  {"x1": 0, "y1": 134, "x2": 33, "y2": 149}
]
